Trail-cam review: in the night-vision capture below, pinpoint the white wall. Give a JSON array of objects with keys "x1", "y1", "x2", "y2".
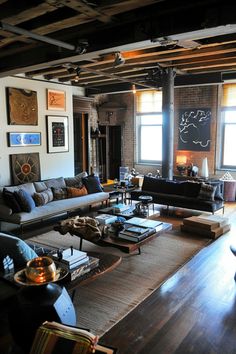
[{"x1": 0, "y1": 76, "x2": 84, "y2": 186}]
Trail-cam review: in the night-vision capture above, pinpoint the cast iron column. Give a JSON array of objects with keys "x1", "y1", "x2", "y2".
[{"x1": 162, "y1": 68, "x2": 175, "y2": 180}]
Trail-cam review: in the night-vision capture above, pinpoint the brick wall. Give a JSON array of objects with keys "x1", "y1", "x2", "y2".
[
  {"x1": 174, "y1": 85, "x2": 218, "y2": 177},
  {"x1": 93, "y1": 85, "x2": 220, "y2": 178}
]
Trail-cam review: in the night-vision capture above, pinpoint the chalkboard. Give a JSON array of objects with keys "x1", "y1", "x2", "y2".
[{"x1": 178, "y1": 108, "x2": 211, "y2": 151}]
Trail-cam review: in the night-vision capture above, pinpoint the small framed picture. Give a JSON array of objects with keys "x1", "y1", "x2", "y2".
[
  {"x1": 7, "y1": 132, "x2": 41, "y2": 147},
  {"x1": 46, "y1": 115, "x2": 69, "y2": 153},
  {"x1": 47, "y1": 89, "x2": 66, "y2": 111}
]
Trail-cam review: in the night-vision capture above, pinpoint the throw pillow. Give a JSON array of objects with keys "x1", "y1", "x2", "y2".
[
  {"x1": 198, "y1": 183, "x2": 217, "y2": 201},
  {"x1": 0, "y1": 232, "x2": 37, "y2": 269},
  {"x1": 67, "y1": 186, "x2": 88, "y2": 198},
  {"x1": 33, "y1": 188, "x2": 54, "y2": 206},
  {"x1": 44, "y1": 177, "x2": 66, "y2": 189},
  {"x1": 51, "y1": 187, "x2": 68, "y2": 200},
  {"x1": 34, "y1": 181, "x2": 47, "y2": 193},
  {"x1": 65, "y1": 171, "x2": 88, "y2": 188},
  {"x1": 82, "y1": 175, "x2": 103, "y2": 194},
  {"x1": 14, "y1": 189, "x2": 36, "y2": 212},
  {"x1": 2, "y1": 188, "x2": 22, "y2": 213}
]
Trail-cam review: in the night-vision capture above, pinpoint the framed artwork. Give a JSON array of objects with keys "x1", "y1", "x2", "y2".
[
  {"x1": 7, "y1": 132, "x2": 41, "y2": 147},
  {"x1": 47, "y1": 89, "x2": 66, "y2": 111},
  {"x1": 178, "y1": 108, "x2": 211, "y2": 151},
  {"x1": 6, "y1": 87, "x2": 38, "y2": 125},
  {"x1": 46, "y1": 115, "x2": 69, "y2": 153},
  {"x1": 10, "y1": 153, "x2": 41, "y2": 185}
]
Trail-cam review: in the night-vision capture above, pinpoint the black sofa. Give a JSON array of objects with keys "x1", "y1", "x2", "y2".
[{"x1": 130, "y1": 176, "x2": 224, "y2": 214}]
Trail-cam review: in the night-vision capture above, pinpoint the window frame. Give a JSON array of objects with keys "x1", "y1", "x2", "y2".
[
  {"x1": 136, "y1": 112, "x2": 163, "y2": 165},
  {"x1": 220, "y1": 106, "x2": 236, "y2": 170}
]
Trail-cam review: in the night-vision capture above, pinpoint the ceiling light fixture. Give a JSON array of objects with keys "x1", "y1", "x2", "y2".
[
  {"x1": 132, "y1": 84, "x2": 136, "y2": 94},
  {"x1": 113, "y1": 52, "x2": 125, "y2": 67}
]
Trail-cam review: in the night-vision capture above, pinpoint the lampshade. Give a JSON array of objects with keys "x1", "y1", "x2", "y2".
[{"x1": 176, "y1": 155, "x2": 187, "y2": 165}]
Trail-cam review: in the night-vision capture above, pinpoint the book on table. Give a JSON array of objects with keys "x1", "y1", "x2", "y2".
[
  {"x1": 52, "y1": 248, "x2": 88, "y2": 266},
  {"x1": 95, "y1": 214, "x2": 118, "y2": 225},
  {"x1": 118, "y1": 226, "x2": 156, "y2": 242},
  {"x1": 125, "y1": 217, "x2": 163, "y2": 230},
  {"x1": 66, "y1": 256, "x2": 100, "y2": 281},
  {"x1": 113, "y1": 203, "x2": 130, "y2": 213}
]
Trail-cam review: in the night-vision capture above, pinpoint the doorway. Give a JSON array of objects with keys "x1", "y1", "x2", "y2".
[
  {"x1": 98, "y1": 125, "x2": 122, "y2": 180},
  {"x1": 73, "y1": 112, "x2": 89, "y2": 175}
]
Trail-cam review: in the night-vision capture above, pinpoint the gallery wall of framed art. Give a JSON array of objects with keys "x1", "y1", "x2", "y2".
[{"x1": 0, "y1": 75, "x2": 82, "y2": 186}]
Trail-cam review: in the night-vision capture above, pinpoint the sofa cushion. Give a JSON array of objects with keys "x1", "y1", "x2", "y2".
[
  {"x1": 51, "y1": 187, "x2": 68, "y2": 200},
  {"x1": 44, "y1": 177, "x2": 66, "y2": 189},
  {"x1": 82, "y1": 175, "x2": 103, "y2": 194},
  {"x1": 183, "y1": 181, "x2": 202, "y2": 198},
  {"x1": 0, "y1": 232, "x2": 37, "y2": 269},
  {"x1": 206, "y1": 181, "x2": 224, "y2": 201},
  {"x1": 14, "y1": 189, "x2": 36, "y2": 212},
  {"x1": 33, "y1": 188, "x2": 54, "y2": 206},
  {"x1": 65, "y1": 171, "x2": 88, "y2": 188},
  {"x1": 34, "y1": 181, "x2": 48, "y2": 193},
  {"x1": 198, "y1": 183, "x2": 217, "y2": 201},
  {"x1": 2, "y1": 188, "x2": 22, "y2": 213},
  {"x1": 4, "y1": 182, "x2": 36, "y2": 196},
  {"x1": 67, "y1": 186, "x2": 88, "y2": 198},
  {"x1": 142, "y1": 176, "x2": 167, "y2": 193}
]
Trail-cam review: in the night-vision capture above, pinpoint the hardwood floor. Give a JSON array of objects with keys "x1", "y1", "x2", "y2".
[
  {"x1": 1, "y1": 204, "x2": 236, "y2": 353},
  {"x1": 100, "y1": 203, "x2": 236, "y2": 353}
]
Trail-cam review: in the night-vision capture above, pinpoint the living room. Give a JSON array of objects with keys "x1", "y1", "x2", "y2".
[{"x1": 1, "y1": 1, "x2": 236, "y2": 353}]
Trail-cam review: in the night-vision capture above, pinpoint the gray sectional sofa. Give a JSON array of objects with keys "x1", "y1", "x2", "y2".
[
  {"x1": 130, "y1": 176, "x2": 225, "y2": 214},
  {"x1": 0, "y1": 173, "x2": 109, "y2": 232}
]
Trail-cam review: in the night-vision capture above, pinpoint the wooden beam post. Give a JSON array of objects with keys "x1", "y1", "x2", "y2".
[{"x1": 162, "y1": 67, "x2": 175, "y2": 180}]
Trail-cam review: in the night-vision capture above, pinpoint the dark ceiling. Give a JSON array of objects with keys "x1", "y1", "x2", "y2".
[{"x1": 1, "y1": 0, "x2": 236, "y2": 95}]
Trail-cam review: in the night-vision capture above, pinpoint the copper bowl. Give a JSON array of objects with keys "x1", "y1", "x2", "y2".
[{"x1": 25, "y1": 256, "x2": 57, "y2": 284}]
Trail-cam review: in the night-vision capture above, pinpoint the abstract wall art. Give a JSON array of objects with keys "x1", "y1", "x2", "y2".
[
  {"x1": 10, "y1": 153, "x2": 41, "y2": 185},
  {"x1": 46, "y1": 115, "x2": 69, "y2": 153},
  {"x1": 178, "y1": 108, "x2": 211, "y2": 151},
  {"x1": 6, "y1": 87, "x2": 38, "y2": 125}
]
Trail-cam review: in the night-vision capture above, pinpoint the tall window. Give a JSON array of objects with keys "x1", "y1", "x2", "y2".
[
  {"x1": 136, "y1": 90, "x2": 162, "y2": 164},
  {"x1": 221, "y1": 84, "x2": 236, "y2": 168}
]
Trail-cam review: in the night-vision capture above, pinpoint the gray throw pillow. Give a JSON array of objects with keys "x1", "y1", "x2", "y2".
[
  {"x1": 44, "y1": 177, "x2": 66, "y2": 189},
  {"x1": 198, "y1": 183, "x2": 217, "y2": 201},
  {"x1": 65, "y1": 171, "x2": 88, "y2": 188}
]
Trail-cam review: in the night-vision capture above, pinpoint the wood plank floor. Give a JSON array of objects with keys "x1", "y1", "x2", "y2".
[{"x1": 100, "y1": 203, "x2": 236, "y2": 353}]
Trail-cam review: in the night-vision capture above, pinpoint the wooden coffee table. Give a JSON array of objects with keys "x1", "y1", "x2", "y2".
[
  {"x1": 54, "y1": 218, "x2": 172, "y2": 255},
  {"x1": 103, "y1": 222, "x2": 172, "y2": 254},
  {"x1": 0, "y1": 251, "x2": 121, "y2": 303}
]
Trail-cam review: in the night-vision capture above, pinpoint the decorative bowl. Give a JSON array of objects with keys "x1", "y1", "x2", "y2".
[{"x1": 25, "y1": 256, "x2": 57, "y2": 284}]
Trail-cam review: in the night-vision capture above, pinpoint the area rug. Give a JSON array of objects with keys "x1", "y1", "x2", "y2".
[{"x1": 28, "y1": 219, "x2": 211, "y2": 337}]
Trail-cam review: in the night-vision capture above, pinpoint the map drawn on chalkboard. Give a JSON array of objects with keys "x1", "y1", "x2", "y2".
[{"x1": 178, "y1": 108, "x2": 211, "y2": 151}]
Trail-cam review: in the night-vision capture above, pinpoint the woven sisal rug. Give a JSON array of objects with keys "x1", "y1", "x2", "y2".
[{"x1": 28, "y1": 217, "x2": 210, "y2": 337}]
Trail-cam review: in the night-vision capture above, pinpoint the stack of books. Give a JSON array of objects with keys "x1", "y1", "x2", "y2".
[
  {"x1": 113, "y1": 203, "x2": 131, "y2": 213},
  {"x1": 180, "y1": 214, "x2": 230, "y2": 239},
  {"x1": 125, "y1": 217, "x2": 163, "y2": 230},
  {"x1": 95, "y1": 214, "x2": 118, "y2": 225},
  {"x1": 52, "y1": 248, "x2": 99, "y2": 281},
  {"x1": 118, "y1": 225, "x2": 156, "y2": 242}
]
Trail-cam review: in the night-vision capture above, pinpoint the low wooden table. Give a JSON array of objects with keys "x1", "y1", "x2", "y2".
[
  {"x1": 0, "y1": 251, "x2": 121, "y2": 303},
  {"x1": 54, "y1": 218, "x2": 172, "y2": 255},
  {"x1": 103, "y1": 222, "x2": 172, "y2": 254}
]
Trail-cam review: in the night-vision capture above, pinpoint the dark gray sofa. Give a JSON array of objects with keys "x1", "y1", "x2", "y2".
[
  {"x1": 0, "y1": 173, "x2": 109, "y2": 231},
  {"x1": 130, "y1": 176, "x2": 224, "y2": 214}
]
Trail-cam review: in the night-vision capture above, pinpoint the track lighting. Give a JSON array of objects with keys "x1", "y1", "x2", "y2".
[{"x1": 113, "y1": 52, "x2": 125, "y2": 67}]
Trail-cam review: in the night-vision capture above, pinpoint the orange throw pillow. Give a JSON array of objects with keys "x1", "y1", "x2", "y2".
[{"x1": 67, "y1": 186, "x2": 88, "y2": 198}]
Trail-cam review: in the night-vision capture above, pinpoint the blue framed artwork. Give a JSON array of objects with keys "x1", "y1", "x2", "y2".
[{"x1": 8, "y1": 132, "x2": 41, "y2": 147}]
